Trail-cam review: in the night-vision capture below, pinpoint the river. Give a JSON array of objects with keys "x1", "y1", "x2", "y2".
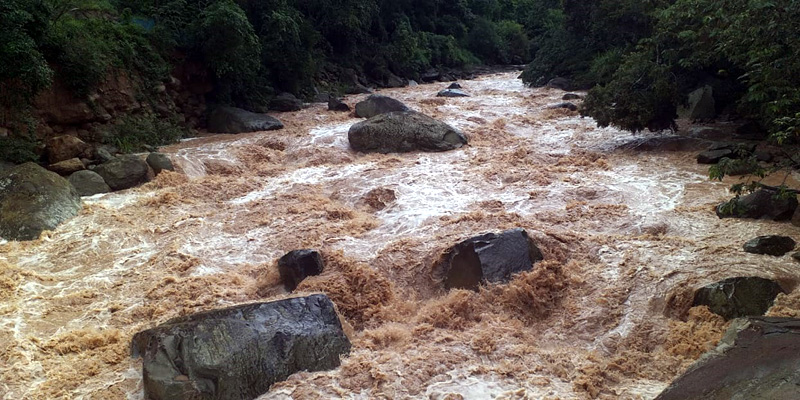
[{"x1": 2, "y1": 72, "x2": 799, "y2": 399}]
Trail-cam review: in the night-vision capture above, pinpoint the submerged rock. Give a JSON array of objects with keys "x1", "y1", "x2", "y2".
[
  {"x1": 716, "y1": 189, "x2": 798, "y2": 220},
  {"x1": 348, "y1": 111, "x2": 468, "y2": 153},
  {"x1": 146, "y1": 153, "x2": 174, "y2": 175},
  {"x1": 94, "y1": 154, "x2": 149, "y2": 191},
  {"x1": 0, "y1": 163, "x2": 81, "y2": 240},
  {"x1": 562, "y1": 93, "x2": 582, "y2": 100},
  {"x1": 132, "y1": 294, "x2": 351, "y2": 400},
  {"x1": 208, "y1": 106, "x2": 284, "y2": 134},
  {"x1": 440, "y1": 228, "x2": 544, "y2": 291},
  {"x1": 278, "y1": 249, "x2": 324, "y2": 291},
  {"x1": 68, "y1": 170, "x2": 111, "y2": 196},
  {"x1": 354, "y1": 95, "x2": 409, "y2": 118},
  {"x1": 693, "y1": 277, "x2": 784, "y2": 320},
  {"x1": 743, "y1": 235, "x2": 796, "y2": 256},
  {"x1": 436, "y1": 89, "x2": 470, "y2": 98},
  {"x1": 697, "y1": 149, "x2": 733, "y2": 164},
  {"x1": 655, "y1": 317, "x2": 800, "y2": 400},
  {"x1": 447, "y1": 82, "x2": 462, "y2": 89}
]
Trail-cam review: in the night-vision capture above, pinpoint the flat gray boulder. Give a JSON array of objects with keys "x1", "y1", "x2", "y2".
[
  {"x1": 0, "y1": 163, "x2": 81, "y2": 240},
  {"x1": 656, "y1": 317, "x2": 800, "y2": 400},
  {"x1": 208, "y1": 106, "x2": 284, "y2": 134},
  {"x1": 437, "y1": 89, "x2": 470, "y2": 97},
  {"x1": 146, "y1": 153, "x2": 174, "y2": 175},
  {"x1": 68, "y1": 170, "x2": 111, "y2": 196},
  {"x1": 348, "y1": 111, "x2": 467, "y2": 153},
  {"x1": 132, "y1": 294, "x2": 351, "y2": 400},
  {"x1": 94, "y1": 155, "x2": 150, "y2": 191},
  {"x1": 354, "y1": 95, "x2": 409, "y2": 118},
  {"x1": 743, "y1": 235, "x2": 796, "y2": 256},
  {"x1": 440, "y1": 228, "x2": 544, "y2": 291}
]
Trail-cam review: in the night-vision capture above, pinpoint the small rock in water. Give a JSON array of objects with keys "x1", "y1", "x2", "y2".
[
  {"x1": 697, "y1": 148, "x2": 733, "y2": 164},
  {"x1": 278, "y1": 249, "x2": 324, "y2": 291},
  {"x1": 208, "y1": 106, "x2": 284, "y2": 134},
  {"x1": 447, "y1": 82, "x2": 462, "y2": 89},
  {"x1": 655, "y1": 317, "x2": 800, "y2": 400},
  {"x1": 743, "y1": 235, "x2": 796, "y2": 256},
  {"x1": 436, "y1": 89, "x2": 470, "y2": 98},
  {"x1": 146, "y1": 153, "x2": 174, "y2": 175},
  {"x1": 328, "y1": 97, "x2": 351, "y2": 112},
  {"x1": 546, "y1": 102, "x2": 578, "y2": 111},
  {"x1": 440, "y1": 228, "x2": 544, "y2": 291},
  {"x1": 269, "y1": 92, "x2": 304, "y2": 112},
  {"x1": 562, "y1": 93, "x2": 582, "y2": 100},
  {"x1": 132, "y1": 294, "x2": 351, "y2": 400},
  {"x1": 693, "y1": 276, "x2": 784, "y2": 320},
  {"x1": 68, "y1": 170, "x2": 111, "y2": 196},
  {"x1": 354, "y1": 94, "x2": 409, "y2": 118}
]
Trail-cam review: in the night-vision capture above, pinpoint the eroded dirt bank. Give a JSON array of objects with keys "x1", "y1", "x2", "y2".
[{"x1": 2, "y1": 72, "x2": 800, "y2": 400}]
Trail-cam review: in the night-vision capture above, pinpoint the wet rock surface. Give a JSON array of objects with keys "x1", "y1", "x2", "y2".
[
  {"x1": 132, "y1": 294, "x2": 351, "y2": 400},
  {"x1": 546, "y1": 77, "x2": 570, "y2": 90},
  {"x1": 436, "y1": 89, "x2": 470, "y2": 98},
  {"x1": 693, "y1": 277, "x2": 784, "y2": 320},
  {"x1": 441, "y1": 228, "x2": 544, "y2": 291},
  {"x1": 696, "y1": 149, "x2": 733, "y2": 164},
  {"x1": 94, "y1": 155, "x2": 150, "y2": 191},
  {"x1": 348, "y1": 111, "x2": 467, "y2": 153},
  {"x1": 146, "y1": 153, "x2": 174, "y2": 175},
  {"x1": 277, "y1": 249, "x2": 325, "y2": 291},
  {"x1": 743, "y1": 235, "x2": 796, "y2": 256},
  {"x1": 327, "y1": 97, "x2": 350, "y2": 112},
  {"x1": 716, "y1": 189, "x2": 798, "y2": 220},
  {"x1": 0, "y1": 163, "x2": 81, "y2": 241},
  {"x1": 354, "y1": 95, "x2": 410, "y2": 118},
  {"x1": 269, "y1": 93, "x2": 304, "y2": 112},
  {"x1": 546, "y1": 102, "x2": 577, "y2": 111},
  {"x1": 46, "y1": 135, "x2": 90, "y2": 164},
  {"x1": 68, "y1": 170, "x2": 111, "y2": 196},
  {"x1": 656, "y1": 317, "x2": 800, "y2": 400},
  {"x1": 47, "y1": 158, "x2": 85, "y2": 176},
  {"x1": 208, "y1": 106, "x2": 284, "y2": 134}
]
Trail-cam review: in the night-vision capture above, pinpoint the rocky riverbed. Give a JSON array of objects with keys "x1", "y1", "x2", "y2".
[{"x1": 2, "y1": 72, "x2": 800, "y2": 399}]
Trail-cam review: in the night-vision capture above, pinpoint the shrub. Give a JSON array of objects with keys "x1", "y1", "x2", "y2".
[{"x1": 105, "y1": 114, "x2": 186, "y2": 153}]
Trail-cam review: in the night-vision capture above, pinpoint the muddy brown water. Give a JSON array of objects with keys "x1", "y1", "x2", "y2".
[{"x1": 2, "y1": 72, "x2": 800, "y2": 399}]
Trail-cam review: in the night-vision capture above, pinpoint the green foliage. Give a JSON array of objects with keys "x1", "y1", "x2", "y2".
[
  {"x1": 0, "y1": 0, "x2": 53, "y2": 109},
  {"x1": 0, "y1": 136, "x2": 41, "y2": 164},
  {"x1": 105, "y1": 113, "x2": 186, "y2": 153}
]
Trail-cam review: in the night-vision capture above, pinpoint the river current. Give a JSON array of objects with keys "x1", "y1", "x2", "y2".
[{"x1": 2, "y1": 72, "x2": 800, "y2": 399}]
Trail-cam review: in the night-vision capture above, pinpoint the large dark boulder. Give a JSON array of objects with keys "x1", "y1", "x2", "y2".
[
  {"x1": 436, "y1": 89, "x2": 470, "y2": 98},
  {"x1": 208, "y1": 107, "x2": 284, "y2": 134},
  {"x1": 269, "y1": 93, "x2": 303, "y2": 112},
  {"x1": 656, "y1": 317, "x2": 800, "y2": 400},
  {"x1": 562, "y1": 93, "x2": 582, "y2": 101},
  {"x1": 619, "y1": 136, "x2": 707, "y2": 152},
  {"x1": 743, "y1": 235, "x2": 796, "y2": 256},
  {"x1": 440, "y1": 228, "x2": 544, "y2": 291},
  {"x1": 68, "y1": 170, "x2": 111, "y2": 196},
  {"x1": 348, "y1": 111, "x2": 468, "y2": 153},
  {"x1": 46, "y1": 135, "x2": 90, "y2": 164},
  {"x1": 146, "y1": 153, "x2": 174, "y2": 175},
  {"x1": 94, "y1": 155, "x2": 150, "y2": 191},
  {"x1": 447, "y1": 82, "x2": 462, "y2": 89},
  {"x1": 354, "y1": 95, "x2": 410, "y2": 118},
  {"x1": 546, "y1": 102, "x2": 578, "y2": 111},
  {"x1": 278, "y1": 249, "x2": 324, "y2": 291},
  {"x1": 0, "y1": 163, "x2": 81, "y2": 240},
  {"x1": 693, "y1": 277, "x2": 784, "y2": 320},
  {"x1": 132, "y1": 294, "x2": 351, "y2": 400},
  {"x1": 716, "y1": 189, "x2": 798, "y2": 220}
]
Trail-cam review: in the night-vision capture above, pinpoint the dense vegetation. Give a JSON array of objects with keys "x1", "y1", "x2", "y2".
[
  {"x1": 0, "y1": 0, "x2": 545, "y2": 115},
  {"x1": 521, "y1": 0, "x2": 800, "y2": 144}
]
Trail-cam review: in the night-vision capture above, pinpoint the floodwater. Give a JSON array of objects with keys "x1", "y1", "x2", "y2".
[{"x1": 2, "y1": 72, "x2": 800, "y2": 400}]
